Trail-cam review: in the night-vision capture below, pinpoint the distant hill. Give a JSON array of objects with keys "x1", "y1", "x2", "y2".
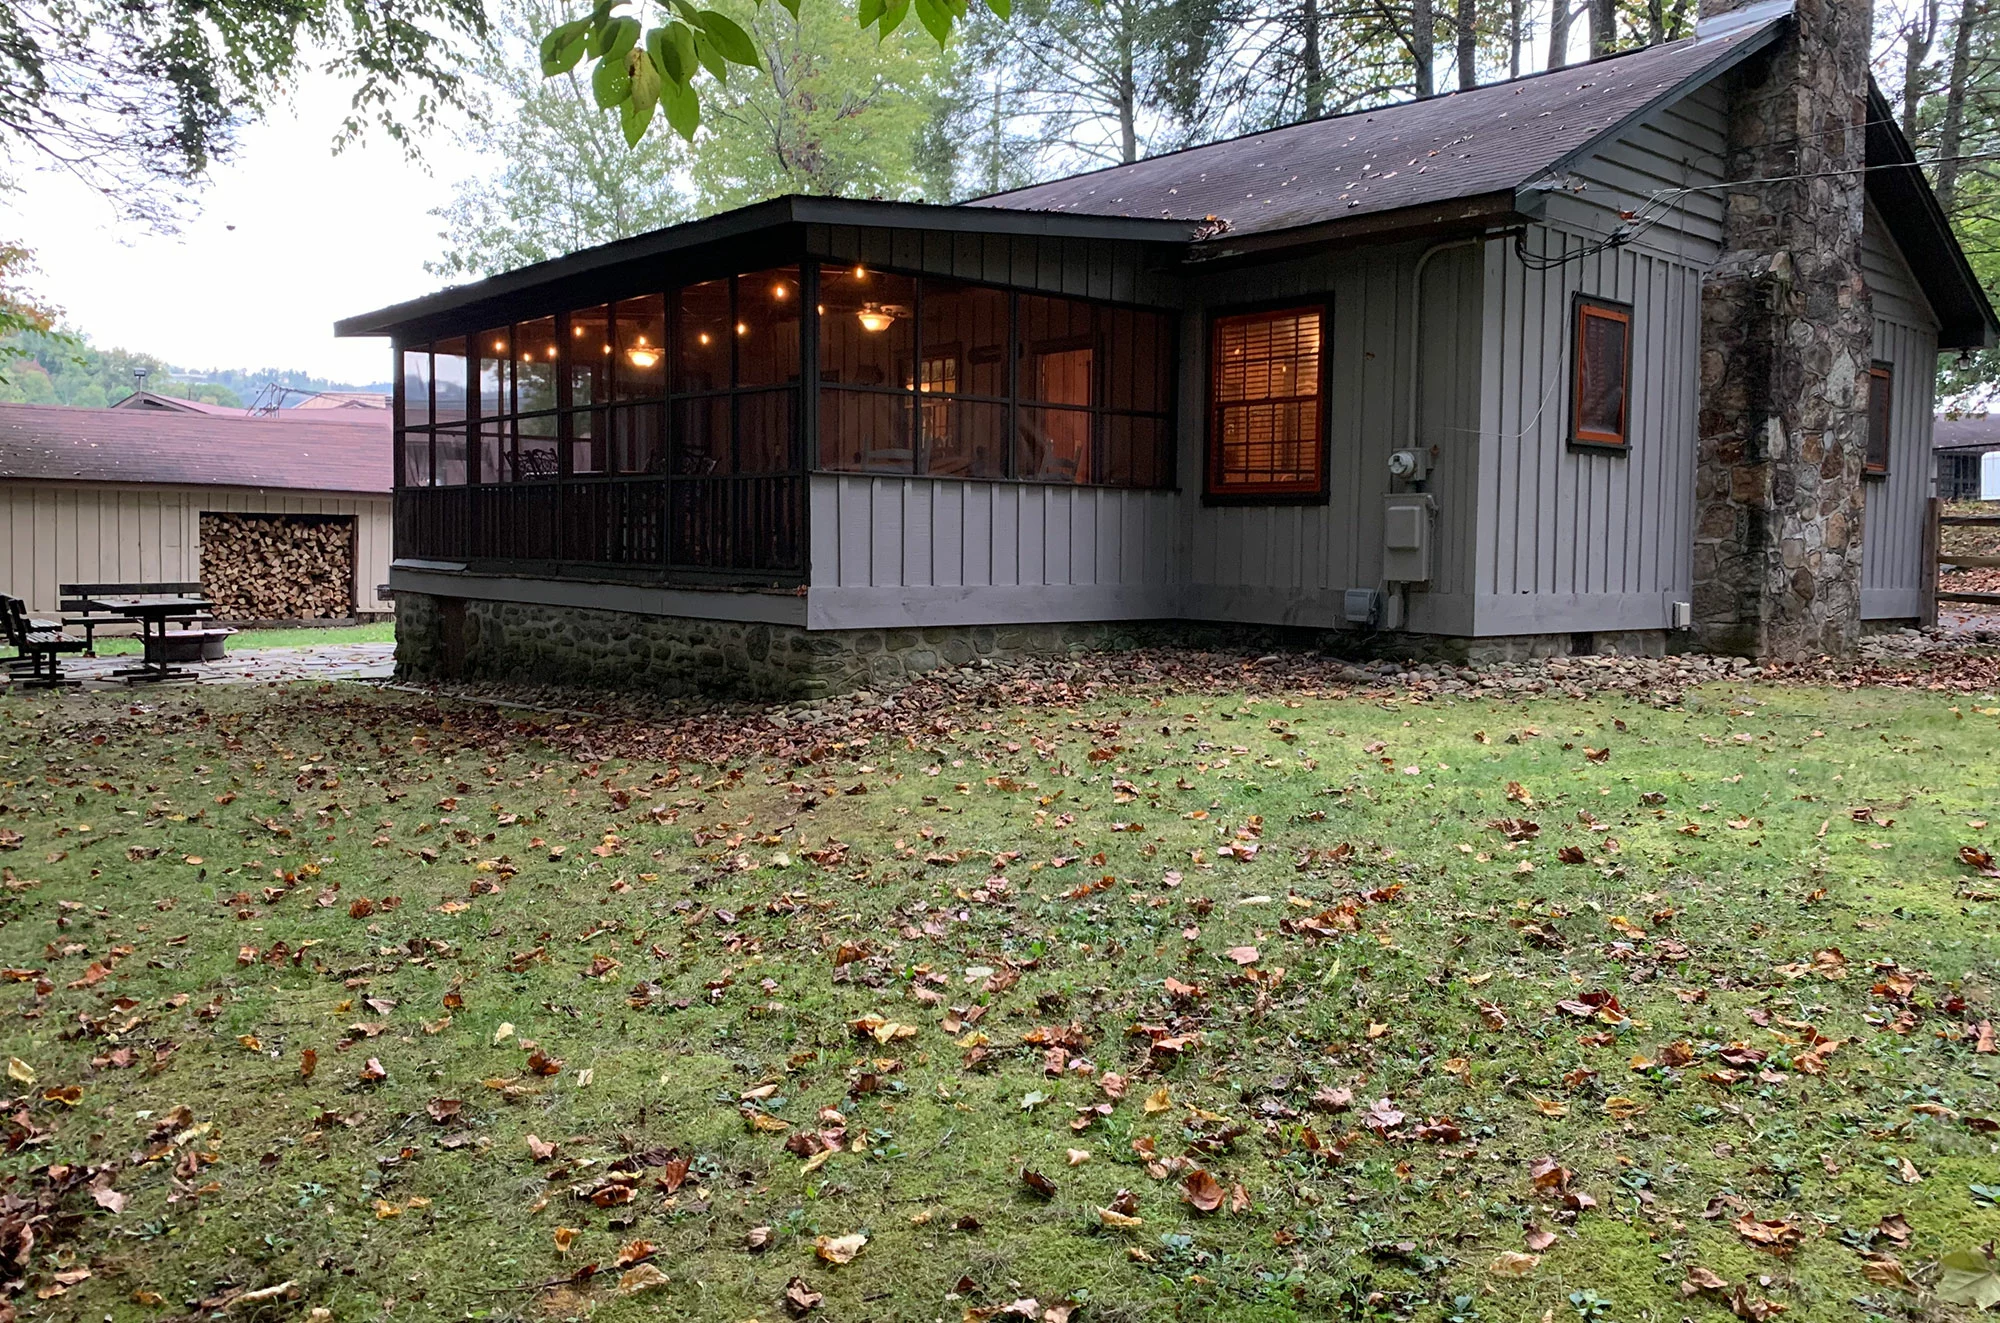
[{"x1": 0, "y1": 330, "x2": 389, "y2": 410}]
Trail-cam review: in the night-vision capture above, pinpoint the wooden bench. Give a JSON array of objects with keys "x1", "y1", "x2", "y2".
[
  {"x1": 4, "y1": 596, "x2": 85, "y2": 688},
  {"x1": 59, "y1": 581, "x2": 210, "y2": 653}
]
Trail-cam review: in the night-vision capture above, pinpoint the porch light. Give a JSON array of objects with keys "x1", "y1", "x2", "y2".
[
  {"x1": 626, "y1": 346, "x2": 660, "y2": 369},
  {"x1": 697, "y1": 332, "x2": 712, "y2": 346},
  {"x1": 856, "y1": 303, "x2": 906, "y2": 334},
  {"x1": 736, "y1": 322, "x2": 748, "y2": 336},
  {"x1": 772, "y1": 284, "x2": 788, "y2": 300}
]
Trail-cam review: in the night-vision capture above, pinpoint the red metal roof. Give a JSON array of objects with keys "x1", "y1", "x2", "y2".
[{"x1": 0, "y1": 403, "x2": 390, "y2": 495}]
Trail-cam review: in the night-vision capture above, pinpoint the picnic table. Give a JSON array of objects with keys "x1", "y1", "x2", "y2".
[{"x1": 85, "y1": 595, "x2": 215, "y2": 683}]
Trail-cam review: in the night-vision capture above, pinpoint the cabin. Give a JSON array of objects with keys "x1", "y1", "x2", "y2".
[{"x1": 339, "y1": 0, "x2": 1996, "y2": 697}]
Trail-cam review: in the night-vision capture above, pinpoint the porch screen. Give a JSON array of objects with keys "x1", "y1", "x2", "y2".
[
  {"x1": 1866, "y1": 362, "x2": 1892, "y2": 474},
  {"x1": 1207, "y1": 306, "x2": 1325, "y2": 498},
  {"x1": 1570, "y1": 297, "x2": 1631, "y2": 447}
]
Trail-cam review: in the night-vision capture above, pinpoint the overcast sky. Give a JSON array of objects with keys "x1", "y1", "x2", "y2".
[{"x1": 5, "y1": 76, "x2": 490, "y2": 386}]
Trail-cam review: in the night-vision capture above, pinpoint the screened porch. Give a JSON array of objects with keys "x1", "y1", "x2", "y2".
[{"x1": 391, "y1": 255, "x2": 1177, "y2": 586}]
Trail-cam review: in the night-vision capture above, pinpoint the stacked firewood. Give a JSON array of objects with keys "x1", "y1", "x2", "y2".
[{"x1": 198, "y1": 513, "x2": 354, "y2": 620}]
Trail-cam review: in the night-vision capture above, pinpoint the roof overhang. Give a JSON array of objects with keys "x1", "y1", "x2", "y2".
[
  {"x1": 1864, "y1": 85, "x2": 1999, "y2": 350},
  {"x1": 336, "y1": 195, "x2": 1200, "y2": 341}
]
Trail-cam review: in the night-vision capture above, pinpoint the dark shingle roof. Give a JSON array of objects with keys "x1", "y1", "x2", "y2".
[
  {"x1": 0, "y1": 403, "x2": 390, "y2": 494},
  {"x1": 967, "y1": 19, "x2": 1783, "y2": 237},
  {"x1": 1936, "y1": 415, "x2": 2000, "y2": 451}
]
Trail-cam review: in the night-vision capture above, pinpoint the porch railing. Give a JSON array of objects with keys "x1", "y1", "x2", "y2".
[{"x1": 393, "y1": 475, "x2": 805, "y2": 580}]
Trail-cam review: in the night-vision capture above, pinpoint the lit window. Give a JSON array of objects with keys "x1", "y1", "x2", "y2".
[
  {"x1": 1571, "y1": 297, "x2": 1632, "y2": 448},
  {"x1": 1866, "y1": 361, "x2": 1892, "y2": 475},
  {"x1": 1207, "y1": 306, "x2": 1325, "y2": 498}
]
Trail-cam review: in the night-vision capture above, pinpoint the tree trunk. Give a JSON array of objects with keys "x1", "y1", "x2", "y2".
[
  {"x1": 1303, "y1": 0, "x2": 1324, "y2": 117},
  {"x1": 1548, "y1": 0, "x2": 1570, "y2": 69},
  {"x1": 1117, "y1": 4, "x2": 1138, "y2": 163},
  {"x1": 985, "y1": 81, "x2": 1004, "y2": 194},
  {"x1": 1413, "y1": 0, "x2": 1435, "y2": 96},
  {"x1": 1902, "y1": 0, "x2": 1941, "y2": 138},
  {"x1": 1509, "y1": 0, "x2": 1523, "y2": 76},
  {"x1": 1935, "y1": 0, "x2": 1977, "y2": 210},
  {"x1": 1457, "y1": 0, "x2": 1477, "y2": 89},
  {"x1": 1589, "y1": 0, "x2": 1615, "y2": 57}
]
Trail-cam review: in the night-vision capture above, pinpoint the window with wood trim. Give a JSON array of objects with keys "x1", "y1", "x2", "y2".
[
  {"x1": 1570, "y1": 296, "x2": 1632, "y2": 448},
  {"x1": 1866, "y1": 361, "x2": 1892, "y2": 475},
  {"x1": 1207, "y1": 306, "x2": 1325, "y2": 498}
]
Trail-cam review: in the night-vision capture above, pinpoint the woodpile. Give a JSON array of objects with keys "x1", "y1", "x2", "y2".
[{"x1": 199, "y1": 513, "x2": 355, "y2": 620}]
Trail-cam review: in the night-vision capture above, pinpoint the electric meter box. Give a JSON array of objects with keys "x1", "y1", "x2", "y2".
[{"x1": 1382, "y1": 492, "x2": 1435, "y2": 584}]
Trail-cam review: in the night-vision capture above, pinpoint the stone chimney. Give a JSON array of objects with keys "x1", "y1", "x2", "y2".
[{"x1": 1691, "y1": 0, "x2": 1875, "y2": 659}]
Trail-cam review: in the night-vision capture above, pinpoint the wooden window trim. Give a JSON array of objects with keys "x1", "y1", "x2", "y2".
[
  {"x1": 1204, "y1": 300, "x2": 1331, "y2": 505},
  {"x1": 1864, "y1": 360, "x2": 1892, "y2": 478},
  {"x1": 1568, "y1": 293, "x2": 1633, "y2": 453}
]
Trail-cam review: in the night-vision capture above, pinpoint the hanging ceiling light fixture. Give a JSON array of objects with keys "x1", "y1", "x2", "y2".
[
  {"x1": 626, "y1": 335, "x2": 660, "y2": 369},
  {"x1": 855, "y1": 303, "x2": 907, "y2": 334}
]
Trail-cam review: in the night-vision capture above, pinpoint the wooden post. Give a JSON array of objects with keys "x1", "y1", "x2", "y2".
[{"x1": 1921, "y1": 494, "x2": 1941, "y2": 628}]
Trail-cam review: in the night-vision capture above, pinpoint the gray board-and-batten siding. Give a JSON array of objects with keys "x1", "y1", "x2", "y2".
[{"x1": 392, "y1": 82, "x2": 1944, "y2": 636}]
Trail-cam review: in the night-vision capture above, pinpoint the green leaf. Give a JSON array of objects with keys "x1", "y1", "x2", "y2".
[
  {"x1": 856, "y1": 0, "x2": 885, "y2": 25},
  {"x1": 691, "y1": 10, "x2": 759, "y2": 68},
  {"x1": 982, "y1": 0, "x2": 1009, "y2": 19},
  {"x1": 1938, "y1": 1248, "x2": 2000, "y2": 1311},
  {"x1": 877, "y1": 0, "x2": 913, "y2": 36},
  {"x1": 773, "y1": 0, "x2": 801, "y2": 16},
  {"x1": 662, "y1": 78, "x2": 700, "y2": 141},
  {"x1": 591, "y1": 53, "x2": 632, "y2": 109},
  {"x1": 911, "y1": 0, "x2": 953, "y2": 46},
  {"x1": 539, "y1": 20, "x2": 589, "y2": 75},
  {"x1": 692, "y1": 31, "x2": 729, "y2": 83},
  {"x1": 589, "y1": 14, "x2": 640, "y2": 60}
]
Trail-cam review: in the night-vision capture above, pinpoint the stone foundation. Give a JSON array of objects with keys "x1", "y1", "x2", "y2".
[
  {"x1": 394, "y1": 591, "x2": 1675, "y2": 700},
  {"x1": 394, "y1": 592, "x2": 1160, "y2": 700}
]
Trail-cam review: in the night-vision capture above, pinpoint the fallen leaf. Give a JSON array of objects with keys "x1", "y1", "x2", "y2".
[
  {"x1": 1489, "y1": 1251, "x2": 1540, "y2": 1278},
  {"x1": 815, "y1": 1232, "x2": 867, "y2": 1265}
]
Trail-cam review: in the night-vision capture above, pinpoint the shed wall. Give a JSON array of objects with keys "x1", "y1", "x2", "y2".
[
  {"x1": 1858, "y1": 204, "x2": 1941, "y2": 620},
  {"x1": 0, "y1": 482, "x2": 391, "y2": 619}
]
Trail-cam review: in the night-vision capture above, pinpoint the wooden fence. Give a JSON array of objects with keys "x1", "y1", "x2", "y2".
[{"x1": 1928, "y1": 497, "x2": 2000, "y2": 617}]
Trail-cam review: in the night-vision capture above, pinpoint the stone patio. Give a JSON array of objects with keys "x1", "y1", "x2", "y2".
[{"x1": 12, "y1": 643, "x2": 397, "y2": 690}]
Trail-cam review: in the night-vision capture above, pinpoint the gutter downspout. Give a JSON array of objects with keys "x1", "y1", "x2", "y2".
[{"x1": 1386, "y1": 234, "x2": 1484, "y2": 630}]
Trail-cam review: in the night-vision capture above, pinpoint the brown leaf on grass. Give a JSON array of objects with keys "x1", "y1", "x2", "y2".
[
  {"x1": 1860, "y1": 1254, "x2": 1915, "y2": 1292},
  {"x1": 1182, "y1": 1168, "x2": 1224, "y2": 1213},
  {"x1": 814, "y1": 1232, "x2": 867, "y2": 1264},
  {"x1": 616, "y1": 1263, "x2": 669, "y2": 1296},
  {"x1": 1875, "y1": 1213, "x2": 1913, "y2": 1247},
  {"x1": 552, "y1": 1226, "x2": 578, "y2": 1254},
  {"x1": 1732, "y1": 1213, "x2": 1804, "y2": 1250},
  {"x1": 1223, "y1": 946, "x2": 1260, "y2": 966},
  {"x1": 1504, "y1": 781, "x2": 1533, "y2": 806},
  {"x1": 1556, "y1": 845, "x2": 1588, "y2": 865},
  {"x1": 91, "y1": 1186, "x2": 127, "y2": 1214},
  {"x1": 426, "y1": 1098, "x2": 462, "y2": 1123},
  {"x1": 1101, "y1": 1072, "x2": 1127, "y2": 1100},
  {"x1": 1488, "y1": 1251, "x2": 1540, "y2": 1278},
  {"x1": 614, "y1": 1239, "x2": 655, "y2": 1268},
  {"x1": 525, "y1": 1134, "x2": 557, "y2": 1162},
  {"x1": 1523, "y1": 1224, "x2": 1556, "y2": 1251},
  {"x1": 746, "y1": 1226, "x2": 773, "y2": 1251},
  {"x1": 1143, "y1": 1085, "x2": 1172, "y2": 1114},
  {"x1": 1960, "y1": 844, "x2": 1999, "y2": 875},
  {"x1": 1728, "y1": 1286, "x2": 1790, "y2": 1320},
  {"x1": 525, "y1": 1050, "x2": 564, "y2": 1076},
  {"x1": 1527, "y1": 1155, "x2": 1571, "y2": 1193},
  {"x1": 1021, "y1": 1168, "x2": 1057, "y2": 1199},
  {"x1": 358, "y1": 1057, "x2": 387, "y2": 1083},
  {"x1": 1681, "y1": 1265, "x2": 1730, "y2": 1296},
  {"x1": 299, "y1": 1048, "x2": 316, "y2": 1079},
  {"x1": 783, "y1": 1277, "x2": 823, "y2": 1315}
]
